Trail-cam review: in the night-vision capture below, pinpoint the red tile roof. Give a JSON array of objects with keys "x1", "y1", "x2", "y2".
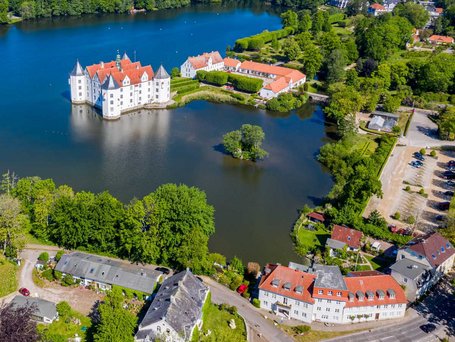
[
  {"x1": 223, "y1": 57, "x2": 241, "y2": 68},
  {"x1": 307, "y1": 212, "x2": 326, "y2": 222},
  {"x1": 86, "y1": 59, "x2": 154, "y2": 86},
  {"x1": 259, "y1": 265, "x2": 316, "y2": 304},
  {"x1": 429, "y1": 35, "x2": 454, "y2": 44},
  {"x1": 239, "y1": 61, "x2": 305, "y2": 82},
  {"x1": 188, "y1": 51, "x2": 223, "y2": 69},
  {"x1": 264, "y1": 77, "x2": 290, "y2": 93},
  {"x1": 331, "y1": 225, "x2": 363, "y2": 249},
  {"x1": 408, "y1": 232, "x2": 455, "y2": 268},
  {"x1": 344, "y1": 275, "x2": 407, "y2": 307},
  {"x1": 435, "y1": 7, "x2": 443, "y2": 13},
  {"x1": 370, "y1": 3, "x2": 386, "y2": 10}
]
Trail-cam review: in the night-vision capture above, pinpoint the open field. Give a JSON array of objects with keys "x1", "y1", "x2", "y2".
[{"x1": 0, "y1": 260, "x2": 17, "y2": 297}]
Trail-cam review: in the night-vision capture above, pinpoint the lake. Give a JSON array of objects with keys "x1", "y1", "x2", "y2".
[{"x1": 0, "y1": 3, "x2": 332, "y2": 264}]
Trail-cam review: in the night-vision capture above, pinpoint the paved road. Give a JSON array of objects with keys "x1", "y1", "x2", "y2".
[
  {"x1": 325, "y1": 276, "x2": 455, "y2": 342},
  {"x1": 201, "y1": 276, "x2": 293, "y2": 342}
]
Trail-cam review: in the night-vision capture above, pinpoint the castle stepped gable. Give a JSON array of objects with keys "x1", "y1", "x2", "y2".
[{"x1": 188, "y1": 51, "x2": 223, "y2": 69}]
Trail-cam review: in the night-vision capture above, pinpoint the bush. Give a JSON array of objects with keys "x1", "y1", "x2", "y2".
[
  {"x1": 242, "y1": 291, "x2": 251, "y2": 299},
  {"x1": 430, "y1": 150, "x2": 437, "y2": 157},
  {"x1": 53, "y1": 270, "x2": 63, "y2": 280},
  {"x1": 56, "y1": 301, "x2": 72, "y2": 318},
  {"x1": 420, "y1": 148, "x2": 426, "y2": 155},
  {"x1": 62, "y1": 274, "x2": 75, "y2": 286},
  {"x1": 175, "y1": 83, "x2": 199, "y2": 94},
  {"x1": 393, "y1": 212, "x2": 401, "y2": 220},
  {"x1": 204, "y1": 71, "x2": 229, "y2": 86},
  {"x1": 234, "y1": 28, "x2": 293, "y2": 52},
  {"x1": 266, "y1": 93, "x2": 307, "y2": 112},
  {"x1": 171, "y1": 67, "x2": 180, "y2": 78},
  {"x1": 407, "y1": 215, "x2": 416, "y2": 224},
  {"x1": 55, "y1": 250, "x2": 64, "y2": 262},
  {"x1": 252, "y1": 298, "x2": 260, "y2": 308},
  {"x1": 228, "y1": 74, "x2": 263, "y2": 93},
  {"x1": 41, "y1": 269, "x2": 54, "y2": 281},
  {"x1": 248, "y1": 38, "x2": 264, "y2": 51},
  {"x1": 418, "y1": 188, "x2": 425, "y2": 195},
  {"x1": 293, "y1": 325, "x2": 311, "y2": 334},
  {"x1": 405, "y1": 186, "x2": 411, "y2": 192},
  {"x1": 38, "y1": 252, "x2": 49, "y2": 263}
]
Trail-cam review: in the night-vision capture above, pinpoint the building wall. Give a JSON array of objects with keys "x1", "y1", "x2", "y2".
[
  {"x1": 390, "y1": 270, "x2": 419, "y2": 302},
  {"x1": 342, "y1": 303, "x2": 406, "y2": 323},
  {"x1": 259, "y1": 290, "x2": 314, "y2": 323},
  {"x1": 154, "y1": 78, "x2": 171, "y2": 103},
  {"x1": 312, "y1": 297, "x2": 346, "y2": 323},
  {"x1": 137, "y1": 319, "x2": 183, "y2": 342},
  {"x1": 69, "y1": 75, "x2": 87, "y2": 103},
  {"x1": 259, "y1": 88, "x2": 276, "y2": 99},
  {"x1": 180, "y1": 59, "x2": 225, "y2": 79}
]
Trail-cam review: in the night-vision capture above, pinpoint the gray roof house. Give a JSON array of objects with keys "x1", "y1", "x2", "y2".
[
  {"x1": 55, "y1": 252, "x2": 162, "y2": 293},
  {"x1": 135, "y1": 269, "x2": 209, "y2": 342},
  {"x1": 368, "y1": 111, "x2": 399, "y2": 132},
  {"x1": 10, "y1": 296, "x2": 58, "y2": 323},
  {"x1": 313, "y1": 264, "x2": 347, "y2": 291}
]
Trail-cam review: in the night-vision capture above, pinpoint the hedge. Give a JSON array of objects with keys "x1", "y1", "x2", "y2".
[
  {"x1": 228, "y1": 74, "x2": 263, "y2": 93},
  {"x1": 234, "y1": 27, "x2": 294, "y2": 52},
  {"x1": 175, "y1": 83, "x2": 200, "y2": 94}
]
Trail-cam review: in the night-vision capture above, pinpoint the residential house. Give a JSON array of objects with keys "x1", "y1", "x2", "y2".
[
  {"x1": 428, "y1": 35, "x2": 454, "y2": 45},
  {"x1": 307, "y1": 212, "x2": 326, "y2": 225},
  {"x1": 135, "y1": 269, "x2": 209, "y2": 342},
  {"x1": 368, "y1": 111, "x2": 398, "y2": 132},
  {"x1": 329, "y1": 0, "x2": 350, "y2": 9},
  {"x1": 55, "y1": 252, "x2": 162, "y2": 294},
  {"x1": 10, "y1": 296, "x2": 58, "y2": 323},
  {"x1": 390, "y1": 232, "x2": 454, "y2": 301},
  {"x1": 368, "y1": 3, "x2": 387, "y2": 16},
  {"x1": 180, "y1": 51, "x2": 224, "y2": 78},
  {"x1": 258, "y1": 263, "x2": 407, "y2": 324},
  {"x1": 326, "y1": 225, "x2": 363, "y2": 256}
]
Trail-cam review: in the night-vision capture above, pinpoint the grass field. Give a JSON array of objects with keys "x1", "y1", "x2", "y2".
[
  {"x1": 281, "y1": 325, "x2": 365, "y2": 342},
  {"x1": 364, "y1": 254, "x2": 395, "y2": 271},
  {"x1": 194, "y1": 300, "x2": 247, "y2": 341},
  {"x1": 296, "y1": 226, "x2": 330, "y2": 251},
  {"x1": 347, "y1": 134, "x2": 379, "y2": 157},
  {"x1": 0, "y1": 260, "x2": 17, "y2": 297},
  {"x1": 37, "y1": 307, "x2": 91, "y2": 341}
]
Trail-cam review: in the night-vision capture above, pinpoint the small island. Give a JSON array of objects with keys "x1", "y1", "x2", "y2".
[{"x1": 222, "y1": 124, "x2": 268, "y2": 161}]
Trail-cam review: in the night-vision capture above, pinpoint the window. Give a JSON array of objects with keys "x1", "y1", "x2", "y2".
[
  {"x1": 318, "y1": 290, "x2": 323, "y2": 295},
  {"x1": 327, "y1": 300, "x2": 331, "y2": 304},
  {"x1": 335, "y1": 309, "x2": 340, "y2": 313},
  {"x1": 283, "y1": 298, "x2": 288, "y2": 305},
  {"x1": 78, "y1": 79, "x2": 81, "y2": 84},
  {"x1": 403, "y1": 278, "x2": 408, "y2": 283},
  {"x1": 326, "y1": 308, "x2": 330, "y2": 312},
  {"x1": 156, "y1": 95, "x2": 159, "y2": 99},
  {"x1": 294, "y1": 310, "x2": 298, "y2": 315},
  {"x1": 302, "y1": 313, "x2": 307, "y2": 317},
  {"x1": 110, "y1": 100, "x2": 113, "y2": 105},
  {"x1": 318, "y1": 299, "x2": 322, "y2": 303},
  {"x1": 337, "y1": 292, "x2": 341, "y2": 297},
  {"x1": 264, "y1": 301, "x2": 268, "y2": 306},
  {"x1": 78, "y1": 92, "x2": 82, "y2": 97},
  {"x1": 78, "y1": 86, "x2": 82, "y2": 90},
  {"x1": 336, "y1": 301, "x2": 340, "y2": 305},
  {"x1": 317, "y1": 307, "x2": 321, "y2": 311},
  {"x1": 328, "y1": 291, "x2": 333, "y2": 296},
  {"x1": 272, "y1": 294, "x2": 276, "y2": 299},
  {"x1": 110, "y1": 94, "x2": 113, "y2": 98},
  {"x1": 264, "y1": 292, "x2": 269, "y2": 297},
  {"x1": 130, "y1": 99, "x2": 133, "y2": 103}
]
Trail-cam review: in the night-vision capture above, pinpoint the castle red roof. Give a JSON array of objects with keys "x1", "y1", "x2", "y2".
[
  {"x1": 223, "y1": 57, "x2": 241, "y2": 68},
  {"x1": 331, "y1": 225, "x2": 363, "y2": 249},
  {"x1": 86, "y1": 59, "x2": 154, "y2": 86},
  {"x1": 408, "y1": 232, "x2": 454, "y2": 268},
  {"x1": 370, "y1": 3, "x2": 386, "y2": 10},
  {"x1": 429, "y1": 35, "x2": 454, "y2": 44},
  {"x1": 344, "y1": 275, "x2": 407, "y2": 307},
  {"x1": 188, "y1": 51, "x2": 223, "y2": 69},
  {"x1": 259, "y1": 265, "x2": 316, "y2": 304}
]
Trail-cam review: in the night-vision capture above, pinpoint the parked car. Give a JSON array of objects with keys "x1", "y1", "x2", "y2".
[
  {"x1": 448, "y1": 160, "x2": 455, "y2": 167},
  {"x1": 447, "y1": 180, "x2": 455, "y2": 187},
  {"x1": 237, "y1": 284, "x2": 248, "y2": 295},
  {"x1": 420, "y1": 323, "x2": 436, "y2": 333},
  {"x1": 414, "y1": 152, "x2": 425, "y2": 161},
  {"x1": 435, "y1": 215, "x2": 445, "y2": 221},
  {"x1": 410, "y1": 161, "x2": 422, "y2": 168},
  {"x1": 444, "y1": 191, "x2": 454, "y2": 197},
  {"x1": 439, "y1": 202, "x2": 451, "y2": 211},
  {"x1": 19, "y1": 288, "x2": 30, "y2": 296},
  {"x1": 443, "y1": 171, "x2": 455, "y2": 179}
]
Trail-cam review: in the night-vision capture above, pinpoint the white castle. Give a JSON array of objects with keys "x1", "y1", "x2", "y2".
[{"x1": 69, "y1": 52, "x2": 170, "y2": 119}]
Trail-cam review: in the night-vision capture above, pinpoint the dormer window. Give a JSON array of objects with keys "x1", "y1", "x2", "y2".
[
  {"x1": 271, "y1": 279, "x2": 279, "y2": 287},
  {"x1": 432, "y1": 254, "x2": 436, "y2": 259},
  {"x1": 318, "y1": 290, "x2": 323, "y2": 295},
  {"x1": 356, "y1": 291, "x2": 364, "y2": 301},
  {"x1": 441, "y1": 247, "x2": 445, "y2": 253},
  {"x1": 347, "y1": 236, "x2": 351, "y2": 241},
  {"x1": 348, "y1": 292, "x2": 354, "y2": 302},
  {"x1": 366, "y1": 290, "x2": 374, "y2": 301},
  {"x1": 336, "y1": 291, "x2": 341, "y2": 297},
  {"x1": 283, "y1": 282, "x2": 291, "y2": 291},
  {"x1": 328, "y1": 291, "x2": 333, "y2": 296},
  {"x1": 295, "y1": 286, "x2": 303, "y2": 294},
  {"x1": 377, "y1": 290, "x2": 385, "y2": 300},
  {"x1": 387, "y1": 289, "x2": 395, "y2": 299}
]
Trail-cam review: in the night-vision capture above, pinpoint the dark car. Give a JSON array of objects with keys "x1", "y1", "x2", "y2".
[
  {"x1": 443, "y1": 171, "x2": 455, "y2": 179},
  {"x1": 420, "y1": 323, "x2": 436, "y2": 333},
  {"x1": 448, "y1": 160, "x2": 455, "y2": 167},
  {"x1": 19, "y1": 288, "x2": 30, "y2": 296},
  {"x1": 444, "y1": 191, "x2": 454, "y2": 197},
  {"x1": 439, "y1": 202, "x2": 451, "y2": 211},
  {"x1": 414, "y1": 152, "x2": 425, "y2": 161},
  {"x1": 447, "y1": 180, "x2": 455, "y2": 187}
]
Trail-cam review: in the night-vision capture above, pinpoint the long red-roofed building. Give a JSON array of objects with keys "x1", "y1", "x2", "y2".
[
  {"x1": 180, "y1": 51, "x2": 224, "y2": 78},
  {"x1": 258, "y1": 263, "x2": 406, "y2": 324},
  {"x1": 69, "y1": 52, "x2": 170, "y2": 119}
]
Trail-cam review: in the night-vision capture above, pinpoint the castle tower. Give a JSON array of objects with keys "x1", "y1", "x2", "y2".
[
  {"x1": 69, "y1": 60, "x2": 87, "y2": 103},
  {"x1": 153, "y1": 65, "x2": 170, "y2": 103}
]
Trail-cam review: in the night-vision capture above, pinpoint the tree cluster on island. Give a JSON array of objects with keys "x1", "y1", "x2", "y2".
[{"x1": 222, "y1": 124, "x2": 268, "y2": 162}]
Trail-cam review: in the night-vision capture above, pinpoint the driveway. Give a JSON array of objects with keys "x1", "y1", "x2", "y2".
[
  {"x1": 1, "y1": 247, "x2": 103, "y2": 315},
  {"x1": 201, "y1": 276, "x2": 293, "y2": 342},
  {"x1": 324, "y1": 275, "x2": 455, "y2": 342}
]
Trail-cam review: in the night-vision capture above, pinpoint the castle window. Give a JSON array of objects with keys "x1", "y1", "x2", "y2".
[
  {"x1": 110, "y1": 94, "x2": 113, "y2": 98},
  {"x1": 78, "y1": 93, "x2": 82, "y2": 97}
]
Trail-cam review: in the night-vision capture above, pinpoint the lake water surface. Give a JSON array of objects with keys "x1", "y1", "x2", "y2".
[{"x1": 0, "y1": 4, "x2": 332, "y2": 264}]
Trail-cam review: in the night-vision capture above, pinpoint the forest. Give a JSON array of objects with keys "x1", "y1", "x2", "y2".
[{"x1": 0, "y1": 173, "x2": 217, "y2": 274}]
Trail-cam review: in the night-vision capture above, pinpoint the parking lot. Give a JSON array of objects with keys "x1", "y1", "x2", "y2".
[{"x1": 365, "y1": 146, "x2": 455, "y2": 234}]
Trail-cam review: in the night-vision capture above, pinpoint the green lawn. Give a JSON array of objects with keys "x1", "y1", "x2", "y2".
[
  {"x1": 37, "y1": 308, "x2": 91, "y2": 341},
  {"x1": 296, "y1": 226, "x2": 330, "y2": 251},
  {"x1": 346, "y1": 134, "x2": 378, "y2": 157},
  {"x1": 364, "y1": 254, "x2": 394, "y2": 271},
  {"x1": 0, "y1": 260, "x2": 17, "y2": 297},
  {"x1": 194, "y1": 299, "x2": 247, "y2": 342},
  {"x1": 282, "y1": 325, "x2": 366, "y2": 342}
]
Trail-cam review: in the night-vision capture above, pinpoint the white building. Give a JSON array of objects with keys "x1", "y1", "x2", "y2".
[
  {"x1": 135, "y1": 269, "x2": 209, "y2": 342},
  {"x1": 391, "y1": 232, "x2": 454, "y2": 301},
  {"x1": 180, "y1": 51, "x2": 224, "y2": 78},
  {"x1": 258, "y1": 264, "x2": 407, "y2": 325},
  {"x1": 69, "y1": 53, "x2": 170, "y2": 120}
]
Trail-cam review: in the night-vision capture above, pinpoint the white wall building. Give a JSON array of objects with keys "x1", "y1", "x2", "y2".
[
  {"x1": 259, "y1": 264, "x2": 407, "y2": 325},
  {"x1": 180, "y1": 51, "x2": 224, "y2": 78},
  {"x1": 69, "y1": 53, "x2": 170, "y2": 120}
]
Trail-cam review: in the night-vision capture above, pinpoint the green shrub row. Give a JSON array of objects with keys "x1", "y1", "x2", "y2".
[
  {"x1": 171, "y1": 79, "x2": 198, "y2": 89},
  {"x1": 234, "y1": 27, "x2": 294, "y2": 52},
  {"x1": 196, "y1": 71, "x2": 263, "y2": 93}
]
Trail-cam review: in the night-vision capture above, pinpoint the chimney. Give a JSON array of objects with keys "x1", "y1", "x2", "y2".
[{"x1": 100, "y1": 61, "x2": 104, "y2": 68}]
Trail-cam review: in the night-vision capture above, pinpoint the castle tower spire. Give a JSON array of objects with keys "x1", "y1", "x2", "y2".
[{"x1": 116, "y1": 50, "x2": 121, "y2": 70}]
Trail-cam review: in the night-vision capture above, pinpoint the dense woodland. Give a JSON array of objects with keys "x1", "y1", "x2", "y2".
[{"x1": 0, "y1": 173, "x2": 219, "y2": 273}]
